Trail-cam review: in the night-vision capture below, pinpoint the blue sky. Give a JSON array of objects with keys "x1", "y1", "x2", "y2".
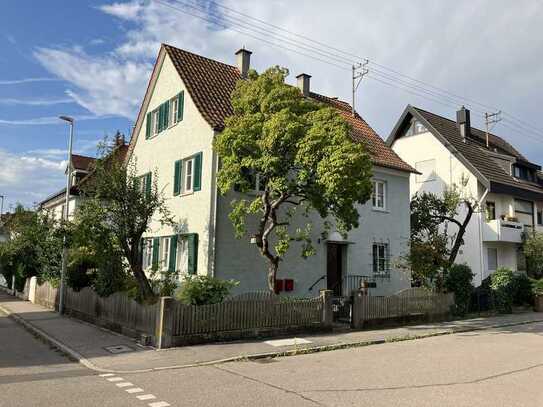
[{"x1": 1, "y1": 1, "x2": 543, "y2": 210}]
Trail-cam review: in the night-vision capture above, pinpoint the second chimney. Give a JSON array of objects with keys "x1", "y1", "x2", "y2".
[
  {"x1": 235, "y1": 48, "x2": 252, "y2": 78},
  {"x1": 456, "y1": 106, "x2": 471, "y2": 142},
  {"x1": 296, "y1": 73, "x2": 311, "y2": 97}
]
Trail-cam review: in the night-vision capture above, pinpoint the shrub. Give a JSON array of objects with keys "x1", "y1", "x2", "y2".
[
  {"x1": 512, "y1": 273, "x2": 533, "y2": 306},
  {"x1": 176, "y1": 275, "x2": 239, "y2": 305},
  {"x1": 532, "y1": 279, "x2": 543, "y2": 296},
  {"x1": 444, "y1": 264, "x2": 474, "y2": 316},
  {"x1": 490, "y1": 268, "x2": 515, "y2": 313},
  {"x1": 523, "y1": 232, "x2": 543, "y2": 279}
]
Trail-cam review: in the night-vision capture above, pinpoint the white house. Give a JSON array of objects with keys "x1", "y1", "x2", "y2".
[
  {"x1": 128, "y1": 44, "x2": 417, "y2": 297},
  {"x1": 388, "y1": 105, "x2": 543, "y2": 286}
]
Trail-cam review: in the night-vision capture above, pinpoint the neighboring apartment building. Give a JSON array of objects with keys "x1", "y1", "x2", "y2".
[
  {"x1": 39, "y1": 136, "x2": 128, "y2": 220},
  {"x1": 388, "y1": 105, "x2": 543, "y2": 286},
  {"x1": 128, "y1": 43, "x2": 417, "y2": 297}
]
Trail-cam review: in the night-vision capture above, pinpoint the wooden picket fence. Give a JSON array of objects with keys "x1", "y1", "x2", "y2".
[
  {"x1": 171, "y1": 296, "x2": 323, "y2": 337},
  {"x1": 352, "y1": 288, "x2": 454, "y2": 326},
  {"x1": 34, "y1": 280, "x2": 59, "y2": 310},
  {"x1": 65, "y1": 287, "x2": 157, "y2": 337}
]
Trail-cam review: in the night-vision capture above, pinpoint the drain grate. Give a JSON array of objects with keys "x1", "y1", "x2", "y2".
[{"x1": 104, "y1": 344, "x2": 134, "y2": 354}]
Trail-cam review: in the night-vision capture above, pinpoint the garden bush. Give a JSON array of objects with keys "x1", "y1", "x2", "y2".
[
  {"x1": 532, "y1": 279, "x2": 543, "y2": 296},
  {"x1": 512, "y1": 273, "x2": 533, "y2": 306},
  {"x1": 490, "y1": 267, "x2": 515, "y2": 313},
  {"x1": 176, "y1": 275, "x2": 239, "y2": 305},
  {"x1": 444, "y1": 264, "x2": 474, "y2": 316}
]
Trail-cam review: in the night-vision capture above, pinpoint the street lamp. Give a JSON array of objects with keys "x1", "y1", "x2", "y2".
[
  {"x1": 0, "y1": 195, "x2": 4, "y2": 218},
  {"x1": 59, "y1": 115, "x2": 74, "y2": 314}
]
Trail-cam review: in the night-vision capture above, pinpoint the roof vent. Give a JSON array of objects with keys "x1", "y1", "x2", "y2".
[
  {"x1": 235, "y1": 48, "x2": 252, "y2": 79},
  {"x1": 456, "y1": 106, "x2": 471, "y2": 142},
  {"x1": 296, "y1": 73, "x2": 311, "y2": 97}
]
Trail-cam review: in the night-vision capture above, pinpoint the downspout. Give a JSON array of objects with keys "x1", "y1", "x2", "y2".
[
  {"x1": 207, "y1": 132, "x2": 219, "y2": 277},
  {"x1": 477, "y1": 187, "x2": 490, "y2": 286}
]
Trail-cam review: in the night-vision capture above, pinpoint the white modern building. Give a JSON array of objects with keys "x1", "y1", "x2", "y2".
[
  {"x1": 389, "y1": 105, "x2": 543, "y2": 286},
  {"x1": 128, "y1": 44, "x2": 417, "y2": 297}
]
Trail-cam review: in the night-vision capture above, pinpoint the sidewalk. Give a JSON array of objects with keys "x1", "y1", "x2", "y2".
[{"x1": 2, "y1": 291, "x2": 543, "y2": 374}]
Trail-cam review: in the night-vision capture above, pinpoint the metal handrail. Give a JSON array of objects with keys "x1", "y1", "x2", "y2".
[
  {"x1": 308, "y1": 275, "x2": 326, "y2": 291},
  {"x1": 331, "y1": 274, "x2": 375, "y2": 296}
]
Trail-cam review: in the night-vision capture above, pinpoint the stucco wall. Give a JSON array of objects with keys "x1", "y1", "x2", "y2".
[
  {"x1": 129, "y1": 53, "x2": 215, "y2": 276},
  {"x1": 214, "y1": 166, "x2": 412, "y2": 297}
]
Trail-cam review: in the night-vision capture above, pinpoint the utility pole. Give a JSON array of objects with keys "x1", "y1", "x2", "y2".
[
  {"x1": 484, "y1": 111, "x2": 502, "y2": 148},
  {"x1": 351, "y1": 59, "x2": 369, "y2": 117},
  {"x1": 59, "y1": 115, "x2": 75, "y2": 315}
]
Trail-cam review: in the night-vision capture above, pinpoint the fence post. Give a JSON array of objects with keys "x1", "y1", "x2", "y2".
[
  {"x1": 155, "y1": 297, "x2": 175, "y2": 349},
  {"x1": 320, "y1": 290, "x2": 333, "y2": 328},
  {"x1": 351, "y1": 293, "x2": 363, "y2": 329},
  {"x1": 28, "y1": 276, "x2": 37, "y2": 303}
]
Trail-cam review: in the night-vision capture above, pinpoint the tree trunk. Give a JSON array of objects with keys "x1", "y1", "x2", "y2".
[
  {"x1": 130, "y1": 258, "x2": 156, "y2": 302},
  {"x1": 267, "y1": 258, "x2": 279, "y2": 294},
  {"x1": 448, "y1": 203, "x2": 474, "y2": 266}
]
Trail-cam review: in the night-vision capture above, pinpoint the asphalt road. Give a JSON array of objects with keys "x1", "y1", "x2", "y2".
[{"x1": 2, "y1": 311, "x2": 543, "y2": 407}]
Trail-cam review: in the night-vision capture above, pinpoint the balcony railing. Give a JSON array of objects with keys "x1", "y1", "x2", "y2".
[{"x1": 482, "y1": 219, "x2": 524, "y2": 243}]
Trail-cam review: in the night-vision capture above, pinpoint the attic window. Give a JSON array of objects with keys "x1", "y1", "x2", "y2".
[
  {"x1": 404, "y1": 119, "x2": 428, "y2": 137},
  {"x1": 513, "y1": 164, "x2": 535, "y2": 182}
]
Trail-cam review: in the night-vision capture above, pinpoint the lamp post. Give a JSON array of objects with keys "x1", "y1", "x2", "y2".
[
  {"x1": 59, "y1": 116, "x2": 74, "y2": 314},
  {"x1": 0, "y1": 195, "x2": 4, "y2": 217}
]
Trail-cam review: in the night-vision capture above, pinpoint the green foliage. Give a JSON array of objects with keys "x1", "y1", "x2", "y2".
[
  {"x1": 176, "y1": 275, "x2": 239, "y2": 305},
  {"x1": 444, "y1": 264, "x2": 474, "y2": 316},
  {"x1": 213, "y1": 66, "x2": 373, "y2": 290},
  {"x1": 78, "y1": 139, "x2": 174, "y2": 301},
  {"x1": 532, "y1": 278, "x2": 543, "y2": 296},
  {"x1": 0, "y1": 205, "x2": 62, "y2": 290},
  {"x1": 408, "y1": 234, "x2": 450, "y2": 289},
  {"x1": 523, "y1": 232, "x2": 543, "y2": 279},
  {"x1": 490, "y1": 268, "x2": 515, "y2": 313},
  {"x1": 511, "y1": 273, "x2": 534, "y2": 306}
]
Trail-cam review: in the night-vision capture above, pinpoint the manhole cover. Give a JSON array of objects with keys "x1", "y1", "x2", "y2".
[{"x1": 104, "y1": 345, "x2": 134, "y2": 354}]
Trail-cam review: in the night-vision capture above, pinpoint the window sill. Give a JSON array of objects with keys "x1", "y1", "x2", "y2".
[
  {"x1": 373, "y1": 273, "x2": 391, "y2": 279},
  {"x1": 179, "y1": 190, "x2": 194, "y2": 197},
  {"x1": 372, "y1": 207, "x2": 389, "y2": 213}
]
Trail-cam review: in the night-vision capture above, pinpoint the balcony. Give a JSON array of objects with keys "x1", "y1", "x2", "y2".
[{"x1": 482, "y1": 219, "x2": 524, "y2": 243}]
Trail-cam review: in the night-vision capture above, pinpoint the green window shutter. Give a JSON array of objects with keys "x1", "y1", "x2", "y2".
[
  {"x1": 193, "y1": 152, "x2": 202, "y2": 191},
  {"x1": 145, "y1": 172, "x2": 152, "y2": 199},
  {"x1": 158, "y1": 105, "x2": 164, "y2": 133},
  {"x1": 164, "y1": 101, "x2": 170, "y2": 129},
  {"x1": 177, "y1": 91, "x2": 184, "y2": 122},
  {"x1": 152, "y1": 237, "x2": 160, "y2": 271},
  {"x1": 187, "y1": 234, "x2": 198, "y2": 275},
  {"x1": 173, "y1": 160, "x2": 182, "y2": 196},
  {"x1": 168, "y1": 235, "x2": 178, "y2": 272},
  {"x1": 145, "y1": 112, "x2": 151, "y2": 139}
]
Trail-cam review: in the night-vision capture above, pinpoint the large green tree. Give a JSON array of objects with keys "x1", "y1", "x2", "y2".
[
  {"x1": 78, "y1": 143, "x2": 173, "y2": 301},
  {"x1": 214, "y1": 67, "x2": 373, "y2": 292}
]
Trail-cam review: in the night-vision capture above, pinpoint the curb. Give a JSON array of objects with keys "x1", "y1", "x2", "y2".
[{"x1": 2, "y1": 302, "x2": 543, "y2": 375}]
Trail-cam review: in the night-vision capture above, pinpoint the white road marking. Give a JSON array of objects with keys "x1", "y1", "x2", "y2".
[
  {"x1": 99, "y1": 373, "x2": 115, "y2": 377},
  {"x1": 126, "y1": 388, "x2": 144, "y2": 394},
  {"x1": 137, "y1": 394, "x2": 156, "y2": 401},
  {"x1": 264, "y1": 337, "x2": 312, "y2": 347},
  {"x1": 149, "y1": 402, "x2": 170, "y2": 407},
  {"x1": 107, "y1": 377, "x2": 124, "y2": 382},
  {"x1": 116, "y1": 382, "x2": 133, "y2": 388}
]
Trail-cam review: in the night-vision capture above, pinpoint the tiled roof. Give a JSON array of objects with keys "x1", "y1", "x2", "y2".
[
  {"x1": 410, "y1": 106, "x2": 543, "y2": 197},
  {"x1": 71, "y1": 154, "x2": 95, "y2": 172},
  {"x1": 162, "y1": 44, "x2": 415, "y2": 173}
]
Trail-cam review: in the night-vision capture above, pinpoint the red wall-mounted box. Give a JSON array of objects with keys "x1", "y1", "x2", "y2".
[
  {"x1": 284, "y1": 279, "x2": 294, "y2": 292},
  {"x1": 275, "y1": 279, "x2": 284, "y2": 293}
]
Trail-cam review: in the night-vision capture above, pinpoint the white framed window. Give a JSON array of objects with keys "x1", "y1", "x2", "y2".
[
  {"x1": 143, "y1": 239, "x2": 153, "y2": 270},
  {"x1": 176, "y1": 238, "x2": 188, "y2": 274},
  {"x1": 184, "y1": 158, "x2": 194, "y2": 193},
  {"x1": 372, "y1": 180, "x2": 387, "y2": 211},
  {"x1": 160, "y1": 237, "x2": 170, "y2": 271},
  {"x1": 170, "y1": 97, "x2": 179, "y2": 126},
  {"x1": 487, "y1": 248, "x2": 498, "y2": 271},
  {"x1": 415, "y1": 159, "x2": 436, "y2": 183},
  {"x1": 152, "y1": 109, "x2": 160, "y2": 135},
  {"x1": 372, "y1": 243, "x2": 389, "y2": 276}
]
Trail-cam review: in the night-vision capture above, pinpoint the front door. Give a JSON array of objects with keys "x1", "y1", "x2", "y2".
[{"x1": 327, "y1": 243, "x2": 343, "y2": 296}]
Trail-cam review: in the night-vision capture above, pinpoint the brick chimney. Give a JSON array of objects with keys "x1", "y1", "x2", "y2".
[
  {"x1": 456, "y1": 106, "x2": 471, "y2": 142},
  {"x1": 235, "y1": 48, "x2": 252, "y2": 78},
  {"x1": 296, "y1": 73, "x2": 311, "y2": 97}
]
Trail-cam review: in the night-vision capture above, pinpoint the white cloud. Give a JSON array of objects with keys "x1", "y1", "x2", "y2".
[
  {"x1": 0, "y1": 97, "x2": 73, "y2": 106},
  {"x1": 0, "y1": 114, "x2": 110, "y2": 126},
  {"x1": 0, "y1": 149, "x2": 66, "y2": 208},
  {"x1": 0, "y1": 77, "x2": 60, "y2": 85},
  {"x1": 33, "y1": 0, "x2": 543, "y2": 162}
]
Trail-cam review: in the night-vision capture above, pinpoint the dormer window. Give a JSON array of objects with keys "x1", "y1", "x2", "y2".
[{"x1": 512, "y1": 164, "x2": 535, "y2": 182}]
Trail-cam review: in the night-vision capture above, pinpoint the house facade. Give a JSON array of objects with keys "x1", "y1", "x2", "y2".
[
  {"x1": 388, "y1": 105, "x2": 543, "y2": 286},
  {"x1": 128, "y1": 44, "x2": 416, "y2": 297}
]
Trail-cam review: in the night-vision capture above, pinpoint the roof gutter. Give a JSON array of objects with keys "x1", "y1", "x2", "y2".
[{"x1": 477, "y1": 187, "x2": 490, "y2": 286}]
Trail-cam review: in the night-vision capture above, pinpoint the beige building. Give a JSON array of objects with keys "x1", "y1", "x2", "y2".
[{"x1": 128, "y1": 44, "x2": 416, "y2": 297}]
